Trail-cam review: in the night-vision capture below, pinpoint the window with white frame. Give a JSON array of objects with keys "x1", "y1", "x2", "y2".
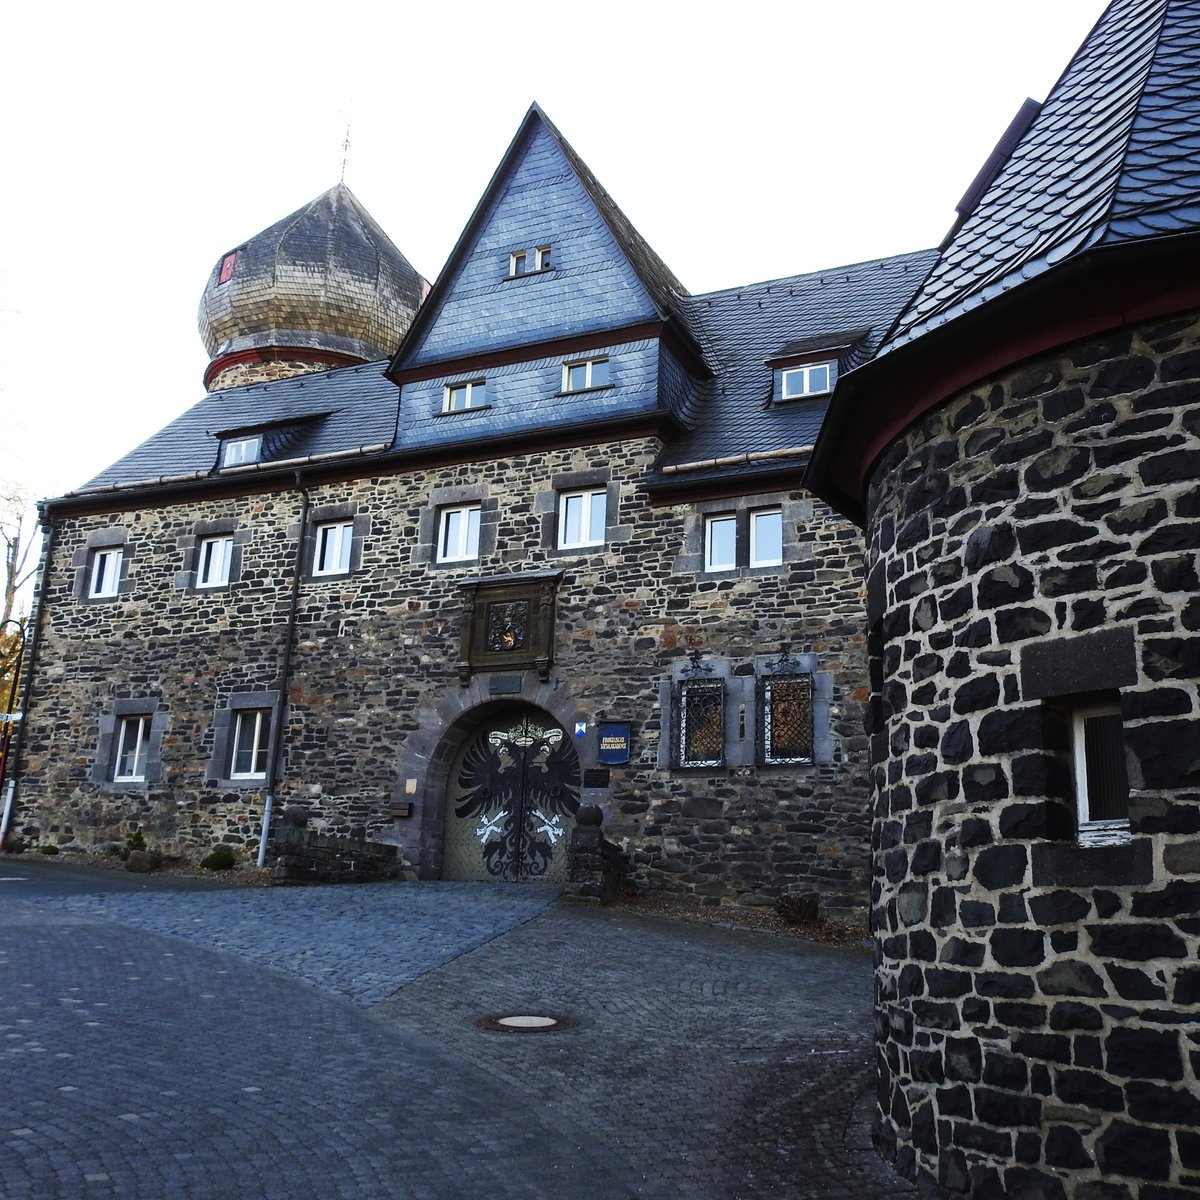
[
  {"x1": 443, "y1": 379, "x2": 486, "y2": 412},
  {"x1": 509, "y1": 250, "x2": 528, "y2": 277},
  {"x1": 1072, "y1": 701, "x2": 1131, "y2": 843},
  {"x1": 535, "y1": 245, "x2": 552, "y2": 271},
  {"x1": 113, "y1": 715, "x2": 151, "y2": 781},
  {"x1": 563, "y1": 357, "x2": 610, "y2": 392},
  {"x1": 222, "y1": 436, "x2": 261, "y2": 467},
  {"x1": 313, "y1": 521, "x2": 354, "y2": 576},
  {"x1": 196, "y1": 535, "x2": 234, "y2": 588},
  {"x1": 779, "y1": 362, "x2": 833, "y2": 400},
  {"x1": 704, "y1": 515, "x2": 737, "y2": 572},
  {"x1": 437, "y1": 504, "x2": 481, "y2": 563},
  {"x1": 674, "y1": 678, "x2": 726, "y2": 767},
  {"x1": 90, "y1": 548, "x2": 124, "y2": 598},
  {"x1": 750, "y1": 509, "x2": 783, "y2": 567},
  {"x1": 558, "y1": 488, "x2": 607, "y2": 549},
  {"x1": 230, "y1": 709, "x2": 272, "y2": 779}
]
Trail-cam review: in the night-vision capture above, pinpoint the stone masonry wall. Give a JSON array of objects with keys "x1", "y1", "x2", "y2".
[
  {"x1": 865, "y1": 312, "x2": 1200, "y2": 1196},
  {"x1": 17, "y1": 435, "x2": 873, "y2": 916}
]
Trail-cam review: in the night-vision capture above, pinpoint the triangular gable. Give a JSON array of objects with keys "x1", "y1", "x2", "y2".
[{"x1": 389, "y1": 104, "x2": 696, "y2": 376}]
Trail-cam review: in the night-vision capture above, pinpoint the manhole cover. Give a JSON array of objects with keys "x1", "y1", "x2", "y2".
[{"x1": 476, "y1": 1013, "x2": 573, "y2": 1033}]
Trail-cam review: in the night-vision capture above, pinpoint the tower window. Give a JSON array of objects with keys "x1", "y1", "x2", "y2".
[
  {"x1": 90, "y1": 548, "x2": 124, "y2": 598},
  {"x1": 1072, "y1": 701, "x2": 1131, "y2": 843},
  {"x1": 509, "y1": 251, "x2": 528, "y2": 277},
  {"x1": 535, "y1": 245, "x2": 552, "y2": 271},
  {"x1": 218, "y1": 252, "x2": 238, "y2": 285}
]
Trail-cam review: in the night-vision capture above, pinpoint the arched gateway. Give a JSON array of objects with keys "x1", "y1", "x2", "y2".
[{"x1": 442, "y1": 705, "x2": 580, "y2": 883}]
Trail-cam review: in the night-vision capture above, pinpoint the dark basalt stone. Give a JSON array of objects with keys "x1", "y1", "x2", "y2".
[
  {"x1": 1054, "y1": 1067, "x2": 1124, "y2": 1110},
  {"x1": 990, "y1": 928, "x2": 1046, "y2": 967},
  {"x1": 977, "y1": 565, "x2": 1035, "y2": 609},
  {"x1": 1046, "y1": 1126, "x2": 1093, "y2": 1169},
  {"x1": 1092, "y1": 355, "x2": 1157, "y2": 397},
  {"x1": 964, "y1": 522, "x2": 1017, "y2": 570},
  {"x1": 954, "y1": 676, "x2": 1001, "y2": 714},
  {"x1": 1048, "y1": 1001, "x2": 1104, "y2": 1030},
  {"x1": 963, "y1": 763, "x2": 1009, "y2": 804},
  {"x1": 975, "y1": 1087, "x2": 1042, "y2": 1127},
  {"x1": 1088, "y1": 922, "x2": 1187, "y2": 961},
  {"x1": 1126, "y1": 718, "x2": 1200, "y2": 788},
  {"x1": 1125, "y1": 1080, "x2": 1200, "y2": 1126},
  {"x1": 1106, "y1": 962, "x2": 1166, "y2": 1001},
  {"x1": 1130, "y1": 881, "x2": 1200, "y2": 919},
  {"x1": 974, "y1": 844, "x2": 1027, "y2": 889},
  {"x1": 1097, "y1": 1120, "x2": 1172, "y2": 1181},
  {"x1": 1106, "y1": 1027, "x2": 1184, "y2": 1081},
  {"x1": 978, "y1": 708, "x2": 1046, "y2": 754},
  {"x1": 1029, "y1": 890, "x2": 1092, "y2": 925}
]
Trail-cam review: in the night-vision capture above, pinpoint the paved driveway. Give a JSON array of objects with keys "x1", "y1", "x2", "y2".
[{"x1": 0, "y1": 860, "x2": 912, "y2": 1199}]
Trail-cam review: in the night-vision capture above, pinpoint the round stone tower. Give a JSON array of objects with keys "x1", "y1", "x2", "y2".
[{"x1": 197, "y1": 183, "x2": 428, "y2": 392}]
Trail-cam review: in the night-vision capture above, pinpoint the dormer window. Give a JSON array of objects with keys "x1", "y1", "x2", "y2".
[
  {"x1": 509, "y1": 251, "x2": 528, "y2": 277},
  {"x1": 508, "y1": 245, "x2": 552, "y2": 277},
  {"x1": 222, "y1": 436, "x2": 261, "y2": 468},
  {"x1": 563, "y1": 357, "x2": 610, "y2": 393},
  {"x1": 443, "y1": 379, "x2": 486, "y2": 412},
  {"x1": 779, "y1": 362, "x2": 833, "y2": 400},
  {"x1": 218, "y1": 252, "x2": 237, "y2": 285},
  {"x1": 535, "y1": 245, "x2": 552, "y2": 271}
]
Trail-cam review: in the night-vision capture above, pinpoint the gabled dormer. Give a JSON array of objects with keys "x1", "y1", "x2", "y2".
[{"x1": 387, "y1": 103, "x2": 703, "y2": 379}]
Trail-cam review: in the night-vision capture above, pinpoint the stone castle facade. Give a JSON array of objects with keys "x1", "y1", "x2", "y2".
[{"x1": 7, "y1": 107, "x2": 932, "y2": 919}]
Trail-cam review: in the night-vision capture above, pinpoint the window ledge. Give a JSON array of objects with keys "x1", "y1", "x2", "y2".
[
  {"x1": 436, "y1": 404, "x2": 492, "y2": 417},
  {"x1": 1031, "y1": 838, "x2": 1151, "y2": 887},
  {"x1": 556, "y1": 384, "x2": 614, "y2": 398},
  {"x1": 503, "y1": 268, "x2": 555, "y2": 281}
]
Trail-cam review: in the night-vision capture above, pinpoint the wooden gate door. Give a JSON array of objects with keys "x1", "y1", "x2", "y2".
[{"x1": 442, "y1": 709, "x2": 580, "y2": 882}]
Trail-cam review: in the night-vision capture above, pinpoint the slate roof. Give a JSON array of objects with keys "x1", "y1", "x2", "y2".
[
  {"x1": 882, "y1": 0, "x2": 1200, "y2": 354},
  {"x1": 389, "y1": 104, "x2": 700, "y2": 377},
  {"x1": 199, "y1": 184, "x2": 428, "y2": 368},
  {"x1": 651, "y1": 250, "x2": 938, "y2": 486},
  {"x1": 76, "y1": 364, "x2": 400, "y2": 493}
]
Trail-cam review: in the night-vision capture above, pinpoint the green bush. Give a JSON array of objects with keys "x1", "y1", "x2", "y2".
[
  {"x1": 199, "y1": 845, "x2": 237, "y2": 871},
  {"x1": 38, "y1": 844, "x2": 59, "y2": 855},
  {"x1": 119, "y1": 829, "x2": 147, "y2": 861}
]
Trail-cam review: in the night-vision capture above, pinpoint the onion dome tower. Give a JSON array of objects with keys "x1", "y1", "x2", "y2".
[{"x1": 197, "y1": 184, "x2": 428, "y2": 392}]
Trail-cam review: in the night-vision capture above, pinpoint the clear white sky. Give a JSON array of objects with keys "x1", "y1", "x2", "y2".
[{"x1": 1, "y1": 0, "x2": 1110, "y2": 506}]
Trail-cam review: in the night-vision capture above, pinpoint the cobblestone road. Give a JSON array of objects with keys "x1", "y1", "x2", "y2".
[{"x1": 0, "y1": 861, "x2": 915, "y2": 1199}]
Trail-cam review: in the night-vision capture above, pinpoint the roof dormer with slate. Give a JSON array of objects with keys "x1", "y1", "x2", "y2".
[{"x1": 385, "y1": 105, "x2": 707, "y2": 455}]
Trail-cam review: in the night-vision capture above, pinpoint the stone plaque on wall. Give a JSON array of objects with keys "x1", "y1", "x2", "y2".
[{"x1": 457, "y1": 571, "x2": 561, "y2": 684}]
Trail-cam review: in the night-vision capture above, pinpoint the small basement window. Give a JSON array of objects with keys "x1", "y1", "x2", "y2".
[{"x1": 1072, "y1": 701, "x2": 1131, "y2": 845}]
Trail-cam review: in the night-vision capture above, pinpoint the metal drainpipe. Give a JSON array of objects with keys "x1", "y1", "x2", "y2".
[
  {"x1": 257, "y1": 476, "x2": 309, "y2": 868},
  {"x1": 0, "y1": 513, "x2": 56, "y2": 850}
]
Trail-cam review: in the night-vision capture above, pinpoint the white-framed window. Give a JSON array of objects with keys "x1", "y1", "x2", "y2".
[
  {"x1": 509, "y1": 250, "x2": 528, "y2": 277},
  {"x1": 704, "y1": 515, "x2": 737, "y2": 572},
  {"x1": 443, "y1": 379, "x2": 486, "y2": 412},
  {"x1": 780, "y1": 362, "x2": 833, "y2": 400},
  {"x1": 535, "y1": 245, "x2": 552, "y2": 271},
  {"x1": 230, "y1": 709, "x2": 271, "y2": 779},
  {"x1": 222, "y1": 436, "x2": 261, "y2": 467},
  {"x1": 558, "y1": 489, "x2": 607, "y2": 549},
  {"x1": 90, "y1": 548, "x2": 124, "y2": 597},
  {"x1": 750, "y1": 509, "x2": 783, "y2": 567},
  {"x1": 1073, "y1": 702, "x2": 1131, "y2": 844},
  {"x1": 114, "y1": 715, "x2": 151, "y2": 782},
  {"x1": 563, "y1": 357, "x2": 610, "y2": 392},
  {"x1": 313, "y1": 521, "x2": 354, "y2": 576},
  {"x1": 437, "y1": 504, "x2": 481, "y2": 563},
  {"x1": 196, "y1": 535, "x2": 234, "y2": 588}
]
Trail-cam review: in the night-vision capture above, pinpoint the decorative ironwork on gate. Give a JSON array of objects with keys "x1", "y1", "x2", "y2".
[
  {"x1": 757, "y1": 645, "x2": 813, "y2": 765},
  {"x1": 451, "y1": 715, "x2": 580, "y2": 879}
]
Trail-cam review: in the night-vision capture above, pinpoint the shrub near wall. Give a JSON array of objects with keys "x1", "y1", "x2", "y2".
[{"x1": 864, "y1": 312, "x2": 1200, "y2": 1197}]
